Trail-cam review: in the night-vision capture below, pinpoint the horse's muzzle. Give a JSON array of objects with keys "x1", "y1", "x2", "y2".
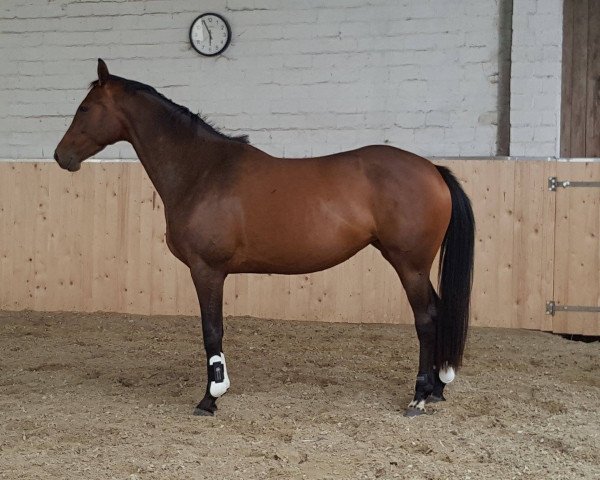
[{"x1": 54, "y1": 150, "x2": 80, "y2": 172}]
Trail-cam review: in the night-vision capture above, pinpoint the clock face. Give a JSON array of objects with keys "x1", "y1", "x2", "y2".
[{"x1": 190, "y1": 13, "x2": 231, "y2": 57}]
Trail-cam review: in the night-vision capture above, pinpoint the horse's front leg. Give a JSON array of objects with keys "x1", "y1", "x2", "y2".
[{"x1": 190, "y1": 265, "x2": 229, "y2": 416}]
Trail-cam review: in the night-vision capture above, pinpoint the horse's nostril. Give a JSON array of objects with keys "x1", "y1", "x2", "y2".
[{"x1": 54, "y1": 151, "x2": 59, "y2": 162}]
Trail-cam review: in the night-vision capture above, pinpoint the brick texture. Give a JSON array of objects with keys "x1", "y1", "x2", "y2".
[
  {"x1": 509, "y1": 0, "x2": 563, "y2": 157},
  {"x1": 0, "y1": 0, "x2": 560, "y2": 159}
]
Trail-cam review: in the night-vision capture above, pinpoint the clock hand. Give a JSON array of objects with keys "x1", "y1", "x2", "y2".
[
  {"x1": 202, "y1": 20, "x2": 213, "y2": 45},
  {"x1": 202, "y1": 20, "x2": 212, "y2": 40}
]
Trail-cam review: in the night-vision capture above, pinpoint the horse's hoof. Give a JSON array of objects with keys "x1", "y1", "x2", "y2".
[
  {"x1": 426, "y1": 394, "x2": 446, "y2": 404},
  {"x1": 193, "y1": 407, "x2": 215, "y2": 416},
  {"x1": 193, "y1": 397, "x2": 218, "y2": 416},
  {"x1": 404, "y1": 406, "x2": 426, "y2": 418}
]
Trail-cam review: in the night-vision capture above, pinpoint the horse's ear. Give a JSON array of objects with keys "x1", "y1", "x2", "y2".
[{"x1": 97, "y1": 58, "x2": 109, "y2": 86}]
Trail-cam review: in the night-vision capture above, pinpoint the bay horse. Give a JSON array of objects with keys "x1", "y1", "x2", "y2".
[{"x1": 54, "y1": 60, "x2": 474, "y2": 417}]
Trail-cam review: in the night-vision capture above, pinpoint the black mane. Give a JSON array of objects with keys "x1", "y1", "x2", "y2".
[{"x1": 90, "y1": 76, "x2": 249, "y2": 144}]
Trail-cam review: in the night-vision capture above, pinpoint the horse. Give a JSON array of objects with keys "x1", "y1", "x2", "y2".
[{"x1": 54, "y1": 59, "x2": 474, "y2": 417}]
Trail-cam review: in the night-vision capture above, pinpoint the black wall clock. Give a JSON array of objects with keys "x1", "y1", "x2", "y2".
[{"x1": 189, "y1": 13, "x2": 231, "y2": 56}]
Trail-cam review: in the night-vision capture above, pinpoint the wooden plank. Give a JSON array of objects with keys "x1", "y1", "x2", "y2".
[
  {"x1": 149, "y1": 188, "x2": 180, "y2": 316},
  {"x1": 115, "y1": 165, "x2": 131, "y2": 312},
  {"x1": 360, "y1": 246, "x2": 400, "y2": 324},
  {"x1": 228, "y1": 273, "x2": 249, "y2": 318},
  {"x1": 0, "y1": 165, "x2": 17, "y2": 309},
  {"x1": 52, "y1": 164, "x2": 81, "y2": 311},
  {"x1": 91, "y1": 164, "x2": 118, "y2": 312},
  {"x1": 455, "y1": 160, "x2": 516, "y2": 329},
  {"x1": 512, "y1": 160, "x2": 556, "y2": 330},
  {"x1": 11, "y1": 164, "x2": 36, "y2": 309},
  {"x1": 570, "y1": 0, "x2": 589, "y2": 156},
  {"x1": 136, "y1": 172, "x2": 156, "y2": 313},
  {"x1": 542, "y1": 161, "x2": 557, "y2": 332},
  {"x1": 32, "y1": 164, "x2": 50, "y2": 311},
  {"x1": 122, "y1": 165, "x2": 142, "y2": 312},
  {"x1": 585, "y1": 0, "x2": 600, "y2": 156},
  {"x1": 322, "y1": 250, "x2": 367, "y2": 323},
  {"x1": 560, "y1": 0, "x2": 575, "y2": 156},
  {"x1": 285, "y1": 271, "x2": 314, "y2": 321},
  {"x1": 552, "y1": 161, "x2": 600, "y2": 335},
  {"x1": 45, "y1": 165, "x2": 69, "y2": 311},
  {"x1": 264, "y1": 273, "x2": 291, "y2": 320},
  {"x1": 79, "y1": 164, "x2": 96, "y2": 311},
  {"x1": 149, "y1": 191, "x2": 170, "y2": 314}
]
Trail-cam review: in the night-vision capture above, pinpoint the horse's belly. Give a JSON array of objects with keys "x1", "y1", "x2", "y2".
[
  {"x1": 231, "y1": 207, "x2": 375, "y2": 274},
  {"x1": 232, "y1": 239, "x2": 371, "y2": 274}
]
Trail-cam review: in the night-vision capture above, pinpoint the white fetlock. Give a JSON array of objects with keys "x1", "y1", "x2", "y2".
[
  {"x1": 438, "y1": 365, "x2": 455, "y2": 384},
  {"x1": 408, "y1": 399, "x2": 426, "y2": 411},
  {"x1": 208, "y1": 353, "x2": 230, "y2": 398}
]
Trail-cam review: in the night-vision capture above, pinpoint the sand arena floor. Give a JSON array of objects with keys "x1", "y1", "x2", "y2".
[{"x1": 0, "y1": 310, "x2": 598, "y2": 479}]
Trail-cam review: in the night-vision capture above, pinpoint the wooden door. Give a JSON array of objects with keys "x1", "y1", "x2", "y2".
[
  {"x1": 561, "y1": 0, "x2": 600, "y2": 157},
  {"x1": 551, "y1": 161, "x2": 600, "y2": 335}
]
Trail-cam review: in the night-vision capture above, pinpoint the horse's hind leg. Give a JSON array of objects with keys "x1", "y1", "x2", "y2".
[
  {"x1": 401, "y1": 270, "x2": 438, "y2": 416},
  {"x1": 378, "y1": 247, "x2": 440, "y2": 416},
  {"x1": 425, "y1": 288, "x2": 447, "y2": 405}
]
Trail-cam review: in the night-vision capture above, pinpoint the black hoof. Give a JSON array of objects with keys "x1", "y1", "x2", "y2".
[
  {"x1": 426, "y1": 394, "x2": 446, "y2": 404},
  {"x1": 193, "y1": 407, "x2": 215, "y2": 416},
  {"x1": 404, "y1": 406, "x2": 426, "y2": 418},
  {"x1": 193, "y1": 398, "x2": 218, "y2": 416},
  {"x1": 193, "y1": 395, "x2": 218, "y2": 416}
]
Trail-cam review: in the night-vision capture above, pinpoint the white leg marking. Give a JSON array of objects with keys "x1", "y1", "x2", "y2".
[
  {"x1": 407, "y1": 399, "x2": 426, "y2": 412},
  {"x1": 438, "y1": 365, "x2": 455, "y2": 384},
  {"x1": 209, "y1": 353, "x2": 231, "y2": 398}
]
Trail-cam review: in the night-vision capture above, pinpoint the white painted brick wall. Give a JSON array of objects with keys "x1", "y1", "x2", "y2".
[
  {"x1": 510, "y1": 0, "x2": 563, "y2": 157},
  {"x1": 2, "y1": 0, "x2": 503, "y2": 159}
]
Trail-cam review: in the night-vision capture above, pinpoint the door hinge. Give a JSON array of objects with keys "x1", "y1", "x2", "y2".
[
  {"x1": 548, "y1": 176, "x2": 600, "y2": 191},
  {"x1": 546, "y1": 300, "x2": 600, "y2": 315}
]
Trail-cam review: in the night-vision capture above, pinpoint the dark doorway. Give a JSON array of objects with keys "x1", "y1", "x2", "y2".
[{"x1": 561, "y1": 0, "x2": 600, "y2": 157}]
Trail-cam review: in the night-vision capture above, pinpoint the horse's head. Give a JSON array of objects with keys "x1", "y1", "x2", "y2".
[{"x1": 54, "y1": 59, "x2": 126, "y2": 172}]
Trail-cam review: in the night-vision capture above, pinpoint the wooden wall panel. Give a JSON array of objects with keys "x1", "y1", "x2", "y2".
[
  {"x1": 224, "y1": 246, "x2": 407, "y2": 324},
  {"x1": 512, "y1": 161, "x2": 556, "y2": 331},
  {"x1": 0, "y1": 159, "x2": 582, "y2": 332},
  {"x1": 453, "y1": 160, "x2": 517, "y2": 328}
]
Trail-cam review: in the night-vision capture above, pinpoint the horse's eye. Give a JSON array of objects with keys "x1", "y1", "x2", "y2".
[{"x1": 78, "y1": 105, "x2": 89, "y2": 113}]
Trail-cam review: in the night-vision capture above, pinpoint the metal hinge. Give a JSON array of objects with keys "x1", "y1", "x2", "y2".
[
  {"x1": 546, "y1": 300, "x2": 600, "y2": 315},
  {"x1": 548, "y1": 176, "x2": 600, "y2": 191}
]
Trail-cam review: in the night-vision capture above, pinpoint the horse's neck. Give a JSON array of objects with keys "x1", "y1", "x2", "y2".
[{"x1": 120, "y1": 95, "x2": 209, "y2": 208}]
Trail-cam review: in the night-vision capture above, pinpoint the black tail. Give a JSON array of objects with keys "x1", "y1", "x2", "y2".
[{"x1": 434, "y1": 165, "x2": 475, "y2": 371}]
